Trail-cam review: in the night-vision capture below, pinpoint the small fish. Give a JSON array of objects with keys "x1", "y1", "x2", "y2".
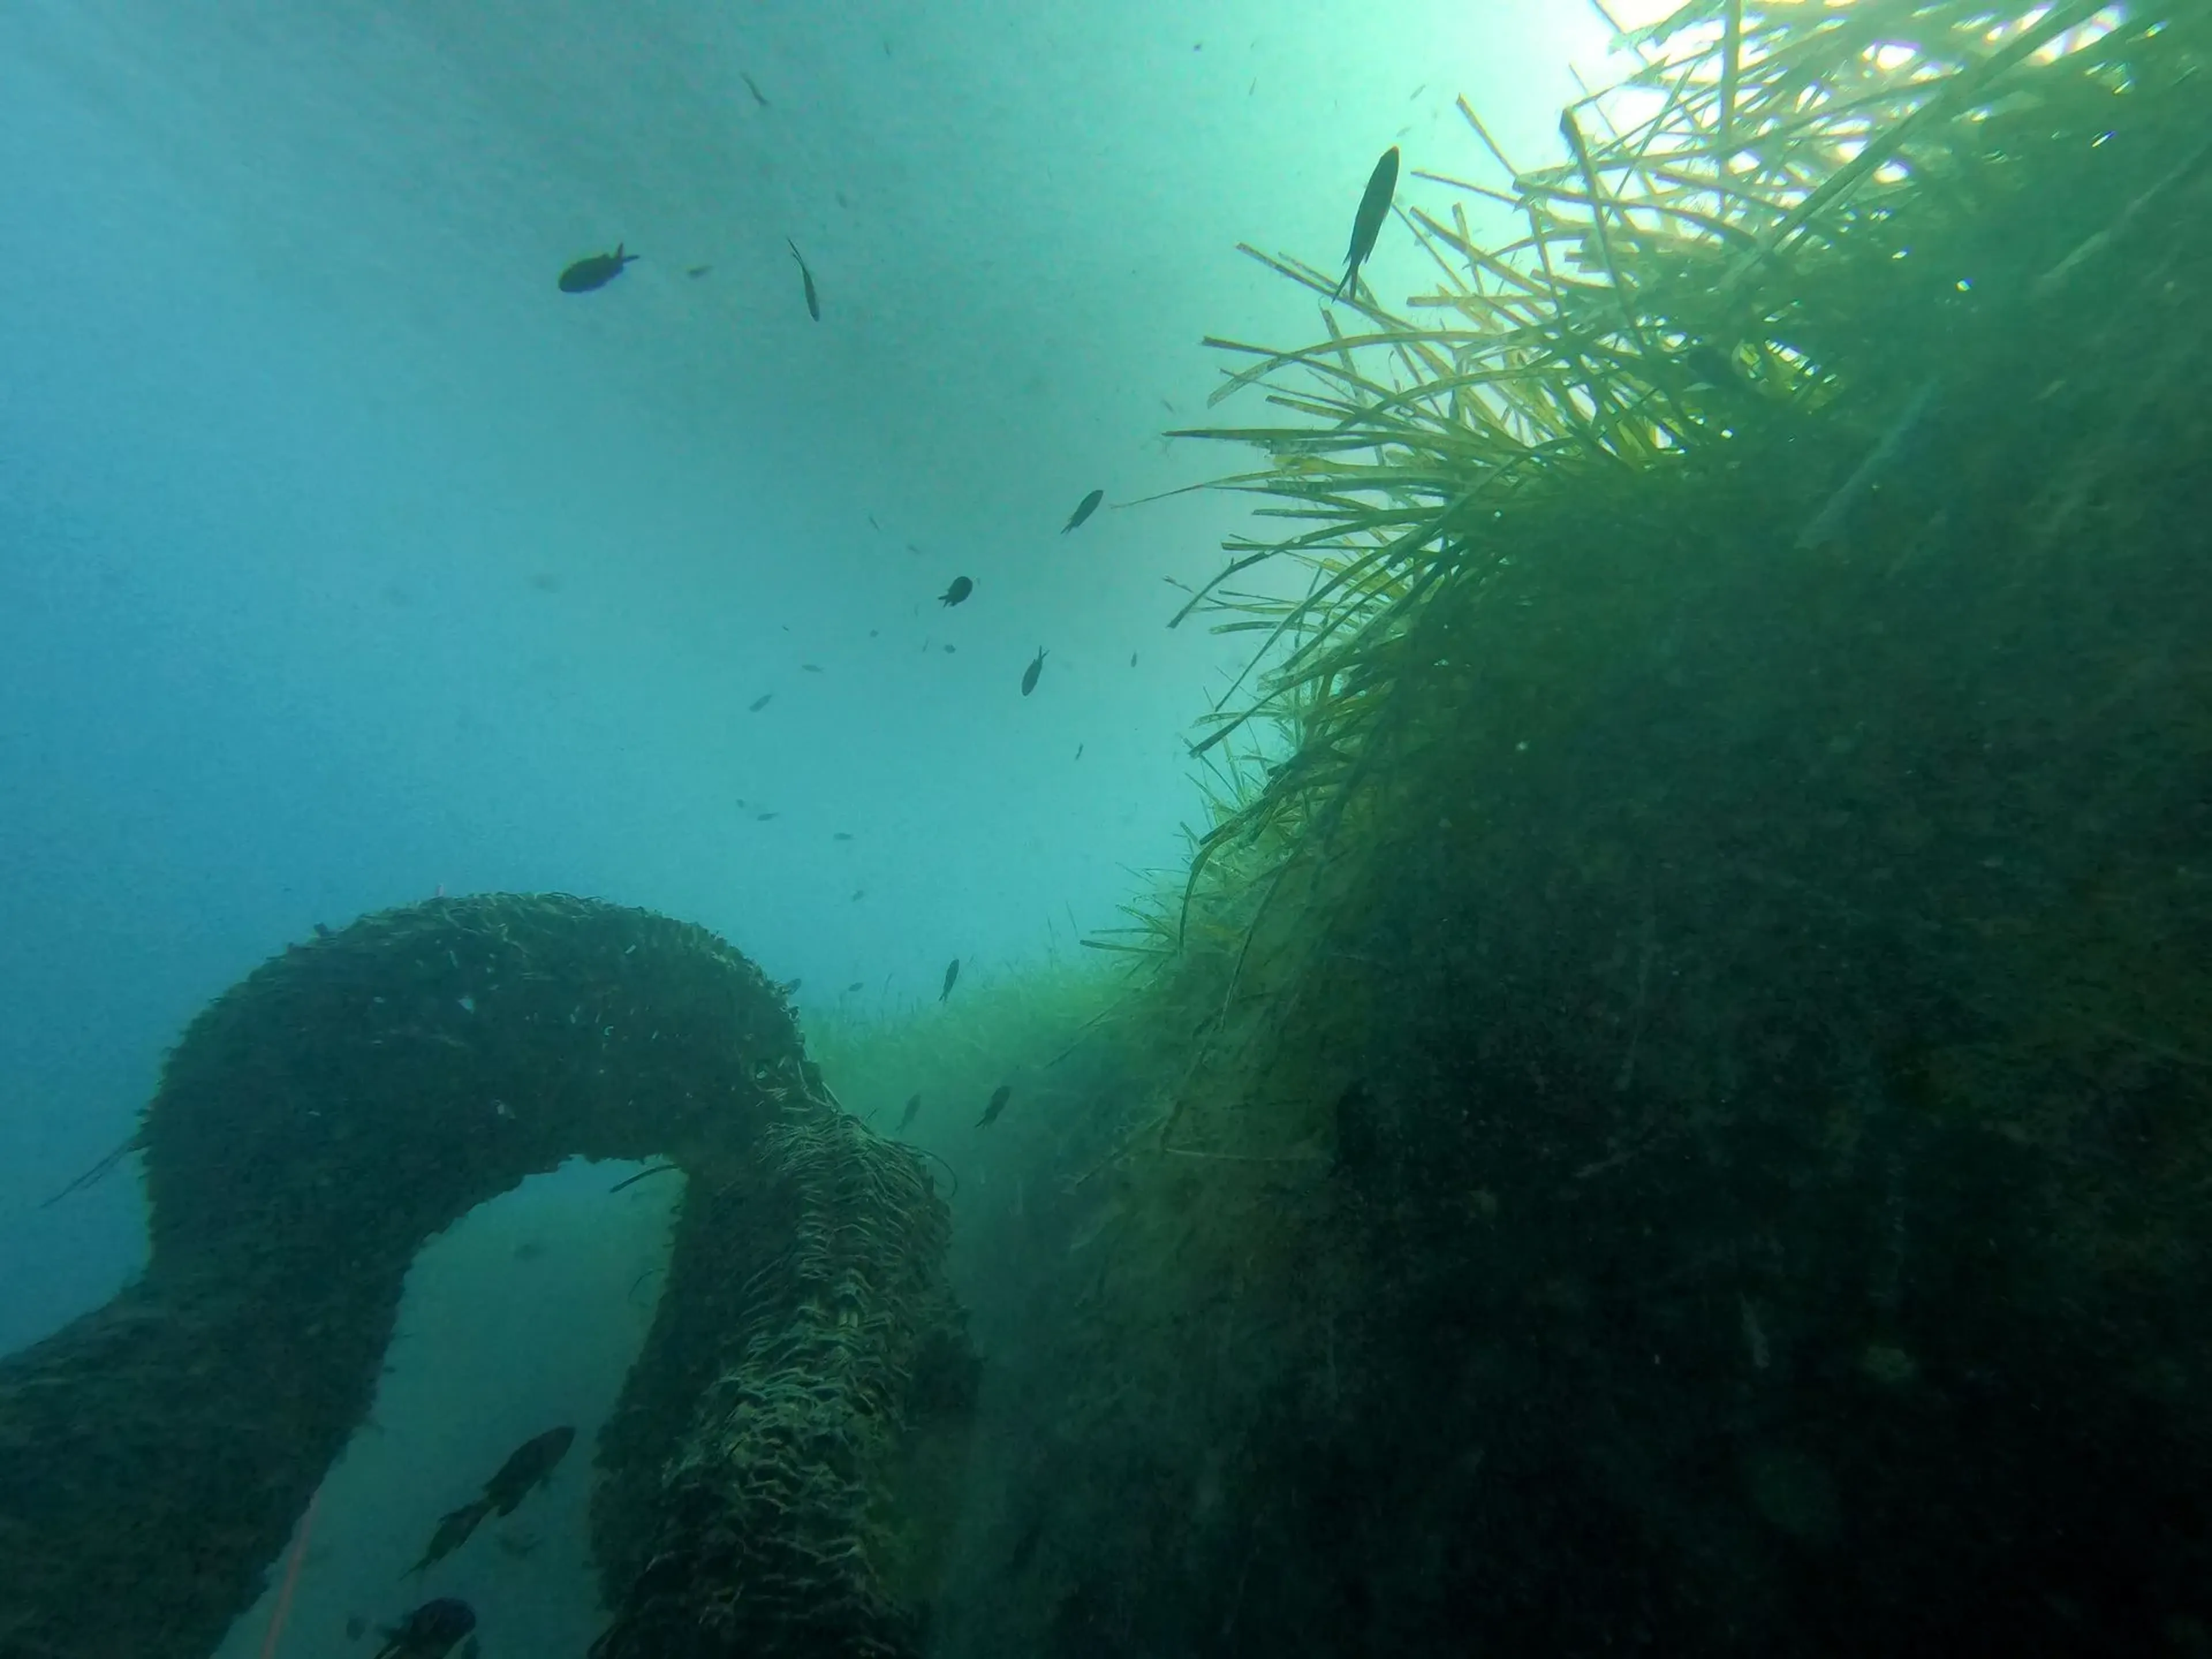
[
  {"x1": 939, "y1": 575, "x2": 974, "y2": 607},
  {"x1": 846, "y1": 980, "x2": 864, "y2": 993},
  {"x1": 741, "y1": 71, "x2": 770, "y2": 107},
  {"x1": 558, "y1": 245, "x2": 638, "y2": 293},
  {"x1": 686, "y1": 263, "x2": 713, "y2": 278},
  {"x1": 1062, "y1": 488, "x2": 1104, "y2": 533},
  {"x1": 406, "y1": 1428, "x2": 575, "y2": 1575},
  {"x1": 1074, "y1": 743, "x2": 1084, "y2": 760},
  {"x1": 833, "y1": 831, "x2": 853, "y2": 840},
  {"x1": 944, "y1": 644, "x2": 956, "y2": 654},
  {"x1": 749, "y1": 692, "x2": 775, "y2": 713},
  {"x1": 1021, "y1": 647, "x2": 1047, "y2": 696},
  {"x1": 1130, "y1": 652, "x2": 1138, "y2": 666},
  {"x1": 940, "y1": 958, "x2": 961, "y2": 1001},
  {"x1": 977, "y1": 1084, "x2": 1011, "y2": 1128},
  {"x1": 801, "y1": 662, "x2": 824, "y2": 672},
  {"x1": 405, "y1": 1506, "x2": 484, "y2": 1579},
  {"x1": 899, "y1": 1092, "x2": 922, "y2": 1130},
  {"x1": 787, "y1": 240, "x2": 821, "y2": 321},
  {"x1": 756, "y1": 812, "x2": 779, "y2": 821},
  {"x1": 868, "y1": 513, "x2": 881, "y2": 529},
  {"x1": 851, "y1": 888, "x2": 866, "y2": 901},
  {"x1": 1334, "y1": 146, "x2": 1399, "y2": 301},
  {"x1": 374, "y1": 1600, "x2": 476, "y2": 1659}
]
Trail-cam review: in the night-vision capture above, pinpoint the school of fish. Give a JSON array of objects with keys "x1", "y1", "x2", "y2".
[{"x1": 551, "y1": 134, "x2": 1402, "y2": 1147}]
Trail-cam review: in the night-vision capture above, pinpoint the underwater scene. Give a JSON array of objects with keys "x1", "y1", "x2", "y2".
[{"x1": 3, "y1": 1, "x2": 2210, "y2": 1654}]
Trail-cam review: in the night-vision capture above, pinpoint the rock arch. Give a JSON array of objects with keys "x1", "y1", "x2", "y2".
[{"x1": 0, "y1": 893, "x2": 972, "y2": 1659}]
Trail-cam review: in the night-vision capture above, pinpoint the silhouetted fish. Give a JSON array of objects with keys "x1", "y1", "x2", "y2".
[
  {"x1": 558, "y1": 245, "x2": 637, "y2": 293},
  {"x1": 786, "y1": 239, "x2": 821, "y2": 321},
  {"x1": 749, "y1": 692, "x2": 774, "y2": 713},
  {"x1": 1021, "y1": 647, "x2": 1047, "y2": 696},
  {"x1": 940, "y1": 958, "x2": 960, "y2": 1001},
  {"x1": 1062, "y1": 488, "x2": 1104, "y2": 533},
  {"x1": 899, "y1": 1092, "x2": 922, "y2": 1131},
  {"x1": 485, "y1": 1428, "x2": 574, "y2": 1513},
  {"x1": 373, "y1": 1599, "x2": 475, "y2": 1659},
  {"x1": 1334, "y1": 146, "x2": 1399, "y2": 300},
  {"x1": 406, "y1": 1428, "x2": 575, "y2": 1575},
  {"x1": 742, "y1": 72, "x2": 770, "y2": 107},
  {"x1": 977, "y1": 1084, "x2": 1011, "y2": 1128},
  {"x1": 939, "y1": 576, "x2": 973, "y2": 607},
  {"x1": 686, "y1": 264, "x2": 713, "y2": 278}
]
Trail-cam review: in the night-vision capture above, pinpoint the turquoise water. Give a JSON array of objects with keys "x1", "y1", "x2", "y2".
[{"x1": 0, "y1": 3, "x2": 1612, "y2": 1654}]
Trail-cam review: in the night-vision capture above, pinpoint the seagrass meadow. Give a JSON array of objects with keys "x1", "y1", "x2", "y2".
[{"x1": 907, "y1": 2, "x2": 2212, "y2": 1653}]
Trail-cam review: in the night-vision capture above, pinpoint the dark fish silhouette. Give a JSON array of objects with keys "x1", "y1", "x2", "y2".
[
  {"x1": 977, "y1": 1084, "x2": 1011, "y2": 1128},
  {"x1": 742, "y1": 71, "x2": 770, "y2": 107},
  {"x1": 756, "y1": 811, "x2": 779, "y2": 821},
  {"x1": 832, "y1": 831, "x2": 854, "y2": 840},
  {"x1": 749, "y1": 692, "x2": 774, "y2": 713},
  {"x1": 939, "y1": 575, "x2": 973, "y2": 606},
  {"x1": 899, "y1": 1092, "x2": 922, "y2": 1131},
  {"x1": 846, "y1": 980, "x2": 864, "y2": 992},
  {"x1": 407, "y1": 1428, "x2": 575, "y2": 1575},
  {"x1": 685, "y1": 264, "x2": 713, "y2": 278},
  {"x1": 801, "y1": 662, "x2": 824, "y2": 673},
  {"x1": 1021, "y1": 647, "x2": 1046, "y2": 696},
  {"x1": 940, "y1": 958, "x2": 960, "y2": 1001},
  {"x1": 558, "y1": 245, "x2": 638, "y2": 293},
  {"x1": 1074, "y1": 743, "x2": 1084, "y2": 760},
  {"x1": 786, "y1": 239, "x2": 821, "y2": 321},
  {"x1": 373, "y1": 1599, "x2": 475, "y2": 1659},
  {"x1": 1062, "y1": 488, "x2": 1104, "y2": 533},
  {"x1": 1334, "y1": 146, "x2": 1399, "y2": 300}
]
